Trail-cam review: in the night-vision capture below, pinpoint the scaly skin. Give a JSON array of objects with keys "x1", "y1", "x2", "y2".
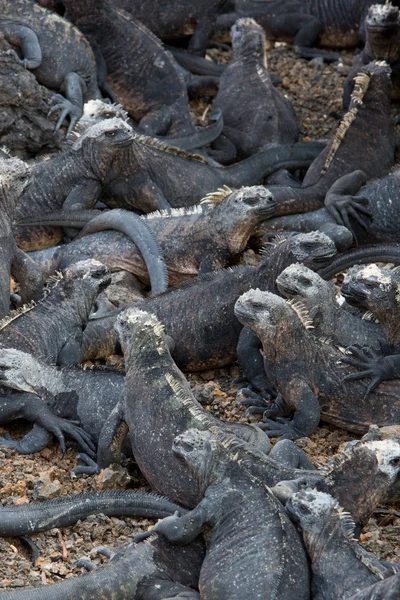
[
  {"x1": 79, "y1": 232, "x2": 336, "y2": 369},
  {"x1": 254, "y1": 62, "x2": 396, "y2": 238},
  {"x1": 286, "y1": 489, "x2": 399, "y2": 600},
  {"x1": 142, "y1": 429, "x2": 310, "y2": 600},
  {"x1": 0, "y1": 259, "x2": 110, "y2": 366},
  {"x1": 234, "y1": 289, "x2": 400, "y2": 437},
  {"x1": 0, "y1": 534, "x2": 203, "y2": 599},
  {"x1": 115, "y1": 307, "x2": 271, "y2": 507},
  {"x1": 14, "y1": 118, "x2": 134, "y2": 251},
  {"x1": 21, "y1": 186, "x2": 278, "y2": 286},
  {"x1": 212, "y1": 18, "x2": 298, "y2": 161},
  {"x1": 0, "y1": 0, "x2": 101, "y2": 131},
  {"x1": 217, "y1": 0, "x2": 388, "y2": 60},
  {"x1": 344, "y1": 2, "x2": 400, "y2": 107},
  {"x1": 0, "y1": 155, "x2": 42, "y2": 318}
]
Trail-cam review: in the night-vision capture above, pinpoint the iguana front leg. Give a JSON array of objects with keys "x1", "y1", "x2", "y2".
[
  {"x1": 198, "y1": 249, "x2": 231, "y2": 274},
  {"x1": 342, "y1": 345, "x2": 400, "y2": 398},
  {"x1": 48, "y1": 72, "x2": 87, "y2": 133},
  {"x1": 260, "y1": 379, "x2": 321, "y2": 440},
  {"x1": 3, "y1": 24, "x2": 42, "y2": 69},
  {"x1": 61, "y1": 180, "x2": 102, "y2": 239},
  {"x1": 324, "y1": 170, "x2": 372, "y2": 236},
  {"x1": 135, "y1": 500, "x2": 211, "y2": 545},
  {"x1": 11, "y1": 246, "x2": 44, "y2": 303}
]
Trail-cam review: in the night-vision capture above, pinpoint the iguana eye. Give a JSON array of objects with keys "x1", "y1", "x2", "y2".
[
  {"x1": 299, "y1": 504, "x2": 310, "y2": 515},
  {"x1": 389, "y1": 457, "x2": 400, "y2": 467},
  {"x1": 105, "y1": 130, "x2": 116, "y2": 137}
]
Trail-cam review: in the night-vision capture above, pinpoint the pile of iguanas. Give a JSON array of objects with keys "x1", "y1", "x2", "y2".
[{"x1": 0, "y1": 0, "x2": 400, "y2": 597}]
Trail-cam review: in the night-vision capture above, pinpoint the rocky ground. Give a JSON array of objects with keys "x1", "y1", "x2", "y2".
[{"x1": 0, "y1": 42, "x2": 399, "y2": 590}]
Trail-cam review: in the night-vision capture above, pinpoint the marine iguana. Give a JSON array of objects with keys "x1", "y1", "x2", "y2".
[
  {"x1": 344, "y1": 2, "x2": 400, "y2": 107},
  {"x1": 234, "y1": 289, "x2": 400, "y2": 438},
  {"x1": 286, "y1": 489, "x2": 399, "y2": 600},
  {"x1": 0, "y1": 0, "x2": 101, "y2": 133},
  {"x1": 0, "y1": 51, "x2": 66, "y2": 157},
  {"x1": 253, "y1": 61, "x2": 396, "y2": 237},
  {"x1": 79, "y1": 232, "x2": 336, "y2": 368},
  {"x1": 236, "y1": 263, "x2": 387, "y2": 397},
  {"x1": 211, "y1": 18, "x2": 298, "y2": 163},
  {"x1": 114, "y1": 307, "x2": 271, "y2": 507},
  {"x1": 0, "y1": 155, "x2": 43, "y2": 318},
  {"x1": 58, "y1": 0, "x2": 204, "y2": 137},
  {"x1": 0, "y1": 533, "x2": 204, "y2": 599},
  {"x1": 339, "y1": 264, "x2": 400, "y2": 394},
  {"x1": 13, "y1": 118, "x2": 134, "y2": 251},
  {"x1": 346, "y1": 573, "x2": 400, "y2": 599},
  {"x1": 0, "y1": 259, "x2": 110, "y2": 366},
  {"x1": 216, "y1": 0, "x2": 388, "y2": 61},
  {"x1": 21, "y1": 186, "x2": 278, "y2": 286},
  {"x1": 139, "y1": 428, "x2": 310, "y2": 600}
]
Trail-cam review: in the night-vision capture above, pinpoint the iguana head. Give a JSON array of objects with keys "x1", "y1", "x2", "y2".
[
  {"x1": 366, "y1": 3, "x2": 400, "y2": 61},
  {"x1": 64, "y1": 258, "x2": 111, "y2": 288},
  {"x1": 173, "y1": 429, "x2": 215, "y2": 490},
  {"x1": 0, "y1": 155, "x2": 31, "y2": 215},
  {"x1": 202, "y1": 185, "x2": 277, "y2": 253},
  {"x1": 231, "y1": 18, "x2": 266, "y2": 61},
  {"x1": 284, "y1": 232, "x2": 336, "y2": 270},
  {"x1": 0, "y1": 348, "x2": 43, "y2": 394},
  {"x1": 114, "y1": 307, "x2": 168, "y2": 360},
  {"x1": 235, "y1": 289, "x2": 313, "y2": 351},
  {"x1": 323, "y1": 438, "x2": 400, "y2": 525},
  {"x1": 286, "y1": 489, "x2": 356, "y2": 555},
  {"x1": 276, "y1": 263, "x2": 331, "y2": 302},
  {"x1": 81, "y1": 100, "x2": 128, "y2": 124},
  {"x1": 342, "y1": 264, "x2": 399, "y2": 319},
  {"x1": 72, "y1": 118, "x2": 133, "y2": 177}
]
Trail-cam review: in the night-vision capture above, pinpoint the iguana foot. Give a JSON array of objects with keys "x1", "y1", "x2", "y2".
[
  {"x1": 236, "y1": 388, "x2": 272, "y2": 415},
  {"x1": 341, "y1": 345, "x2": 395, "y2": 397},
  {"x1": 37, "y1": 414, "x2": 96, "y2": 458},
  {"x1": 325, "y1": 191, "x2": 372, "y2": 237},
  {"x1": 259, "y1": 417, "x2": 304, "y2": 440},
  {"x1": 90, "y1": 546, "x2": 115, "y2": 560},
  {"x1": 5, "y1": 49, "x2": 32, "y2": 69},
  {"x1": 294, "y1": 45, "x2": 341, "y2": 63},
  {"x1": 71, "y1": 453, "x2": 100, "y2": 477},
  {"x1": 48, "y1": 94, "x2": 81, "y2": 134}
]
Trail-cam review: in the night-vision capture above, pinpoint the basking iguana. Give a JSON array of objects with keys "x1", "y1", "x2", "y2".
[
  {"x1": 0, "y1": 259, "x2": 110, "y2": 366},
  {"x1": 236, "y1": 262, "x2": 387, "y2": 396},
  {"x1": 211, "y1": 18, "x2": 298, "y2": 163},
  {"x1": 78, "y1": 232, "x2": 336, "y2": 368},
  {"x1": 0, "y1": 155, "x2": 43, "y2": 318},
  {"x1": 286, "y1": 488, "x2": 399, "y2": 600},
  {"x1": 234, "y1": 289, "x2": 400, "y2": 438},
  {"x1": 138, "y1": 428, "x2": 310, "y2": 600},
  {"x1": 21, "y1": 186, "x2": 278, "y2": 286},
  {"x1": 0, "y1": 0, "x2": 101, "y2": 133},
  {"x1": 253, "y1": 61, "x2": 396, "y2": 239},
  {"x1": 344, "y1": 2, "x2": 400, "y2": 107},
  {"x1": 216, "y1": 0, "x2": 389, "y2": 61}
]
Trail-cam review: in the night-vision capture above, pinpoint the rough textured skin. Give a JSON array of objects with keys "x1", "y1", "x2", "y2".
[
  {"x1": 0, "y1": 349, "x2": 125, "y2": 455},
  {"x1": 0, "y1": 534, "x2": 203, "y2": 599},
  {"x1": 146, "y1": 429, "x2": 310, "y2": 600},
  {"x1": 24, "y1": 186, "x2": 278, "y2": 286},
  {"x1": 98, "y1": 135, "x2": 323, "y2": 213},
  {"x1": 0, "y1": 52, "x2": 65, "y2": 157},
  {"x1": 276, "y1": 264, "x2": 386, "y2": 348},
  {"x1": 346, "y1": 573, "x2": 400, "y2": 600},
  {"x1": 0, "y1": 0, "x2": 101, "y2": 131},
  {"x1": 212, "y1": 18, "x2": 298, "y2": 161},
  {"x1": 342, "y1": 264, "x2": 400, "y2": 347},
  {"x1": 115, "y1": 308, "x2": 270, "y2": 507},
  {"x1": 286, "y1": 489, "x2": 399, "y2": 600},
  {"x1": 0, "y1": 155, "x2": 43, "y2": 318},
  {"x1": 80, "y1": 232, "x2": 336, "y2": 369},
  {"x1": 60, "y1": 0, "x2": 200, "y2": 136},
  {"x1": 14, "y1": 118, "x2": 134, "y2": 251},
  {"x1": 0, "y1": 259, "x2": 110, "y2": 366},
  {"x1": 217, "y1": 0, "x2": 387, "y2": 59},
  {"x1": 254, "y1": 62, "x2": 396, "y2": 236},
  {"x1": 234, "y1": 290, "x2": 400, "y2": 437},
  {"x1": 344, "y1": 2, "x2": 400, "y2": 107}
]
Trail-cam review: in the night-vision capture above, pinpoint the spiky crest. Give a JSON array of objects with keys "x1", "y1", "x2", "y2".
[
  {"x1": 132, "y1": 132, "x2": 207, "y2": 163},
  {"x1": 200, "y1": 185, "x2": 233, "y2": 206},
  {"x1": 286, "y1": 299, "x2": 314, "y2": 330},
  {"x1": 164, "y1": 373, "x2": 215, "y2": 428}
]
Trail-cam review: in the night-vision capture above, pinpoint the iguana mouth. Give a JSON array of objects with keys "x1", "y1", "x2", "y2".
[
  {"x1": 277, "y1": 282, "x2": 298, "y2": 297},
  {"x1": 234, "y1": 303, "x2": 258, "y2": 323}
]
